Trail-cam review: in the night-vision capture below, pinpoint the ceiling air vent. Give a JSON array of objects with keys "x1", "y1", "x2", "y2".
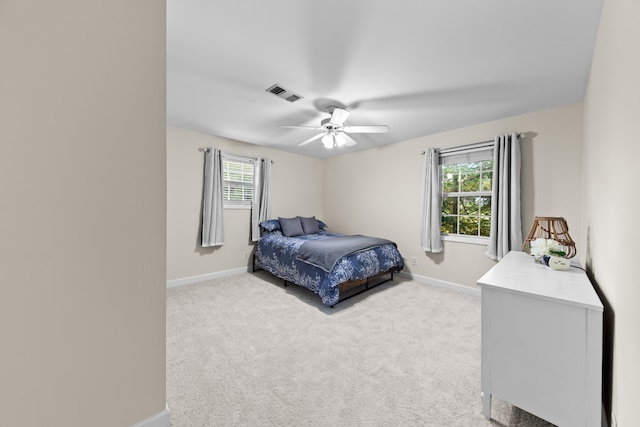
[{"x1": 265, "y1": 84, "x2": 303, "y2": 103}]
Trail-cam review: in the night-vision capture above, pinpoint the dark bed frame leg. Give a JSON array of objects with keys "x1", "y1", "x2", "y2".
[
  {"x1": 252, "y1": 255, "x2": 264, "y2": 273},
  {"x1": 253, "y1": 255, "x2": 290, "y2": 290}
]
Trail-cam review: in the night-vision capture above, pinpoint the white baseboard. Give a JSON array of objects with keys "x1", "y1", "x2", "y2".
[
  {"x1": 131, "y1": 404, "x2": 169, "y2": 427},
  {"x1": 167, "y1": 268, "x2": 480, "y2": 297},
  {"x1": 167, "y1": 267, "x2": 249, "y2": 288},
  {"x1": 398, "y1": 271, "x2": 481, "y2": 297}
]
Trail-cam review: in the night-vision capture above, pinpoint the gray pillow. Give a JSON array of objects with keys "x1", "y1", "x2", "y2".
[
  {"x1": 278, "y1": 216, "x2": 304, "y2": 237},
  {"x1": 299, "y1": 216, "x2": 320, "y2": 234}
]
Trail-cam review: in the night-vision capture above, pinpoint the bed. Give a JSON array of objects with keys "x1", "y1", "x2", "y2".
[{"x1": 253, "y1": 216, "x2": 404, "y2": 306}]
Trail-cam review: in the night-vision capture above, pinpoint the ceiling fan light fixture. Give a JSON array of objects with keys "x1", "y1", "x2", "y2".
[
  {"x1": 283, "y1": 105, "x2": 389, "y2": 149},
  {"x1": 322, "y1": 134, "x2": 334, "y2": 149}
]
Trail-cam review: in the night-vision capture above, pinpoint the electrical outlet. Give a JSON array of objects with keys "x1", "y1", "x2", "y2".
[
  {"x1": 243, "y1": 251, "x2": 249, "y2": 260},
  {"x1": 412, "y1": 256, "x2": 417, "y2": 265}
]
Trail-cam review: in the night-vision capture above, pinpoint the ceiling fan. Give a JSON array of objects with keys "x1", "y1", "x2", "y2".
[{"x1": 281, "y1": 106, "x2": 389, "y2": 149}]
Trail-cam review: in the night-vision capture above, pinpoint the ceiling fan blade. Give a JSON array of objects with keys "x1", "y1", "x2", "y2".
[
  {"x1": 342, "y1": 133, "x2": 357, "y2": 147},
  {"x1": 329, "y1": 107, "x2": 350, "y2": 126},
  {"x1": 281, "y1": 125, "x2": 325, "y2": 131},
  {"x1": 297, "y1": 132, "x2": 326, "y2": 146},
  {"x1": 343, "y1": 125, "x2": 389, "y2": 133}
]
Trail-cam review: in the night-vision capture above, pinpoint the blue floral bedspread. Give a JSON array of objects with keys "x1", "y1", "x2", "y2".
[{"x1": 255, "y1": 230, "x2": 404, "y2": 306}]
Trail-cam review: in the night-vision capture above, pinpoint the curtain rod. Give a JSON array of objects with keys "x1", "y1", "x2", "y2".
[
  {"x1": 198, "y1": 148, "x2": 274, "y2": 163},
  {"x1": 421, "y1": 132, "x2": 526, "y2": 154}
]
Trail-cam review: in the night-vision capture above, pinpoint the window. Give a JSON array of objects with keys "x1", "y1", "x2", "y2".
[
  {"x1": 222, "y1": 154, "x2": 254, "y2": 209},
  {"x1": 440, "y1": 144, "x2": 493, "y2": 242}
]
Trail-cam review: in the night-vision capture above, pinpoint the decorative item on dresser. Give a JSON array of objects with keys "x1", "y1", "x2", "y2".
[
  {"x1": 528, "y1": 237, "x2": 572, "y2": 270},
  {"x1": 477, "y1": 251, "x2": 603, "y2": 426},
  {"x1": 522, "y1": 216, "x2": 576, "y2": 258}
]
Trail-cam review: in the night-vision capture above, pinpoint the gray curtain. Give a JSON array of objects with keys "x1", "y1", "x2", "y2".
[
  {"x1": 202, "y1": 148, "x2": 224, "y2": 247},
  {"x1": 485, "y1": 133, "x2": 522, "y2": 260},
  {"x1": 251, "y1": 157, "x2": 271, "y2": 242},
  {"x1": 421, "y1": 147, "x2": 443, "y2": 253}
]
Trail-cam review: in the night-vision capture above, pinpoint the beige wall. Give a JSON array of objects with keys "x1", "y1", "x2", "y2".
[
  {"x1": 0, "y1": 2, "x2": 166, "y2": 427},
  {"x1": 583, "y1": 0, "x2": 640, "y2": 423},
  {"x1": 323, "y1": 104, "x2": 584, "y2": 288},
  {"x1": 167, "y1": 127, "x2": 324, "y2": 281}
]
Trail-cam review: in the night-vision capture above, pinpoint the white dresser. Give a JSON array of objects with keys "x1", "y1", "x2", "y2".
[{"x1": 477, "y1": 251, "x2": 603, "y2": 426}]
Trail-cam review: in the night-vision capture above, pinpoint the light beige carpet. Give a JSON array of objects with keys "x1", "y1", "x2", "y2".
[{"x1": 167, "y1": 271, "x2": 555, "y2": 426}]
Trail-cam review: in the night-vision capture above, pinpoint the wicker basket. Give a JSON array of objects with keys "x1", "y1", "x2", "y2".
[{"x1": 522, "y1": 216, "x2": 576, "y2": 258}]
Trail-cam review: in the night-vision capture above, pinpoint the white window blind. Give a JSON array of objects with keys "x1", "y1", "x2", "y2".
[
  {"x1": 439, "y1": 142, "x2": 494, "y2": 165},
  {"x1": 222, "y1": 154, "x2": 254, "y2": 208}
]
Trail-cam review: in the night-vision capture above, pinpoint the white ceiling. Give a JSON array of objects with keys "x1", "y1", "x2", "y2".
[{"x1": 167, "y1": 0, "x2": 603, "y2": 159}]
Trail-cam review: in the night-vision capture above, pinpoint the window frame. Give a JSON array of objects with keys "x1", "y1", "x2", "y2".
[
  {"x1": 439, "y1": 143, "x2": 494, "y2": 245},
  {"x1": 222, "y1": 154, "x2": 255, "y2": 210}
]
